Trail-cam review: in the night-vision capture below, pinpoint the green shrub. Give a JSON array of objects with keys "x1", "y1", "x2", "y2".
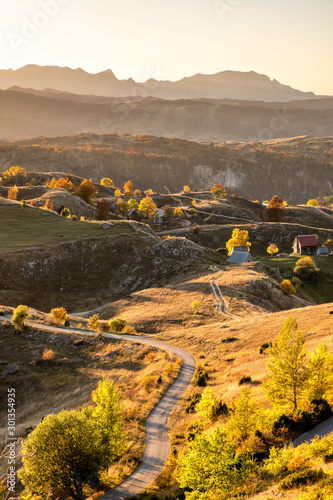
[
  {"x1": 278, "y1": 469, "x2": 325, "y2": 490},
  {"x1": 221, "y1": 337, "x2": 238, "y2": 343},
  {"x1": 193, "y1": 369, "x2": 208, "y2": 387},
  {"x1": 259, "y1": 342, "x2": 272, "y2": 354},
  {"x1": 310, "y1": 399, "x2": 332, "y2": 425},
  {"x1": 213, "y1": 399, "x2": 228, "y2": 417},
  {"x1": 60, "y1": 207, "x2": 71, "y2": 217},
  {"x1": 323, "y1": 453, "x2": 333, "y2": 463},
  {"x1": 108, "y1": 318, "x2": 127, "y2": 332},
  {"x1": 185, "y1": 392, "x2": 202, "y2": 414},
  {"x1": 185, "y1": 421, "x2": 203, "y2": 442},
  {"x1": 238, "y1": 375, "x2": 252, "y2": 386}
]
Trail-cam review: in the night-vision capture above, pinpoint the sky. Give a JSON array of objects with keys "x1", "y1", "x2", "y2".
[{"x1": 0, "y1": 0, "x2": 333, "y2": 95}]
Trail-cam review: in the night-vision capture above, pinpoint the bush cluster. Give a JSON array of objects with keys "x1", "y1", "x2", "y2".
[{"x1": 194, "y1": 369, "x2": 208, "y2": 387}]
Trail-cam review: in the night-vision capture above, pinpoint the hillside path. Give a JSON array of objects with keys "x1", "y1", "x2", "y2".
[{"x1": 4, "y1": 318, "x2": 196, "y2": 499}]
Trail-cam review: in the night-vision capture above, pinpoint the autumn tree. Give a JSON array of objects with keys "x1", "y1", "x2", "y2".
[
  {"x1": 43, "y1": 199, "x2": 54, "y2": 211},
  {"x1": 96, "y1": 198, "x2": 110, "y2": 220},
  {"x1": 115, "y1": 200, "x2": 129, "y2": 217},
  {"x1": 226, "y1": 228, "x2": 251, "y2": 256},
  {"x1": 50, "y1": 307, "x2": 68, "y2": 325},
  {"x1": 11, "y1": 305, "x2": 29, "y2": 330},
  {"x1": 123, "y1": 180, "x2": 134, "y2": 197},
  {"x1": 306, "y1": 344, "x2": 333, "y2": 402},
  {"x1": 88, "y1": 314, "x2": 101, "y2": 333},
  {"x1": 174, "y1": 207, "x2": 183, "y2": 219},
  {"x1": 227, "y1": 387, "x2": 261, "y2": 441},
  {"x1": 263, "y1": 317, "x2": 308, "y2": 413},
  {"x1": 267, "y1": 243, "x2": 279, "y2": 256},
  {"x1": 19, "y1": 379, "x2": 126, "y2": 500},
  {"x1": 100, "y1": 178, "x2": 115, "y2": 187},
  {"x1": 46, "y1": 177, "x2": 75, "y2": 193},
  {"x1": 196, "y1": 386, "x2": 219, "y2": 423},
  {"x1": 183, "y1": 185, "x2": 191, "y2": 193},
  {"x1": 280, "y1": 279, "x2": 296, "y2": 295},
  {"x1": 2, "y1": 166, "x2": 27, "y2": 185},
  {"x1": 177, "y1": 427, "x2": 256, "y2": 499},
  {"x1": 138, "y1": 197, "x2": 157, "y2": 218},
  {"x1": 77, "y1": 179, "x2": 98, "y2": 203},
  {"x1": 114, "y1": 189, "x2": 122, "y2": 198},
  {"x1": 164, "y1": 204, "x2": 173, "y2": 218},
  {"x1": 134, "y1": 189, "x2": 142, "y2": 196},
  {"x1": 7, "y1": 185, "x2": 18, "y2": 200},
  {"x1": 211, "y1": 183, "x2": 227, "y2": 198},
  {"x1": 266, "y1": 195, "x2": 284, "y2": 222},
  {"x1": 307, "y1": 199, "x2": 320, "y2": 207},
  {"x1": 128, "y1": 198, "x2": 139, "y2": 210},
  {"x1": 323, "y1": 239, "x2": 333, "y2": 251},
  {"x1": 294, "y1": 257, "x2": 319, "y2": 281}
]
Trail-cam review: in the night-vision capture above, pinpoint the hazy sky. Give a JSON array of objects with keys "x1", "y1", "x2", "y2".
[{"x1": 1, "y1": 0, "x2": 333, "y2": 94}]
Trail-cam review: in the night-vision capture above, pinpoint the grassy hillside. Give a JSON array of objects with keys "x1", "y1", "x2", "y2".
[
  {"x1": 0, "y1": 202, "x2": 132, "y2": 252},
  {"x1": 260, "y1": 255, "x2": 333, "y2": 304},
  {"x1": 1, "y1": 133, "x2": 333, "y2": 203}
]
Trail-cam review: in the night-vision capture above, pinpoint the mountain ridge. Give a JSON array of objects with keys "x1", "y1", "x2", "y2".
[{"x1": 0, "y1": 65, "x2": 318, "y2": 101}]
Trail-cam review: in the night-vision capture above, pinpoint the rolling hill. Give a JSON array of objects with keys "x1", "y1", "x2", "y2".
[{"x1": 1, "y1": 88, "x2": 333, "y2": 143}]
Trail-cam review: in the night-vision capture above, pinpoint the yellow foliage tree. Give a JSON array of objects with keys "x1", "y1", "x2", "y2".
[
  {"x1": 138, "y1": 197, "x2": 157, "y2": 218},
  {"x1": 183, "y1": 185, "x2": 191, "y2": 193},
  {"x1": 46, "y1": 177, "x2": 75, "y2": 193},
  {"x1": 267, "y1": 243, "x2": 279, "y2": 256},
  {"x1": 100, "y1": 178, "x2": 114, "y2": 187},
  {"x1": 226, "y1": 229, "x2": 251, "y2": 256},
  {"x1": 123, "y1": 180, "x2": 134, "y2": 197},
  {"x1": 2, "y1": 166, "x2": 27, "y2": 185},
  {"x1": 174, "y1": 207, "x2": 183, "y2": 219},
  {"x1": 50, "y1": 307, "x2": 68, "y2": 324},
  {"x1": 211, "y1": 183, "x2": 227, "y2": 198},
  {"x1": 280, "y1": 279, "x2": 296, "y2": 295},
  {"x1": 7, "y1": 185, "x2": 18, "y2": 200},
  {"x1": 307, "y1": 199, "x2": 319, "y2": 207}
]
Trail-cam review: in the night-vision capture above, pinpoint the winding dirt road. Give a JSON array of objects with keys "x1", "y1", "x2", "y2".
[{"x1": 4, "y1": 318, "x2": 196, "y2": 499}]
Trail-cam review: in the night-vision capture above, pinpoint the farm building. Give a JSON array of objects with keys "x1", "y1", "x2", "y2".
[
  {"x1": 228, "y1": 247, "x2": 253, "y2": 264},
  {"x1": 317, "y1": 247, "x2": 329, "y2": 257},
  {"x1": 293, "y1": 235, "x2": 319, "y2": 255}
]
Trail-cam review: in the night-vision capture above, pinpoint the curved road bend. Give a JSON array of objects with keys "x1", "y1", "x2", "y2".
[
  {"x1": 100, "y1": 334, "x2": 196, "y2": 499},
  {"x1": 3, "y1": 319, "x2": 196, "y2": 499}
]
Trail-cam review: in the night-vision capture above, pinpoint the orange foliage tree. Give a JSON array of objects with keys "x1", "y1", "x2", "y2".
[
  {"x1": 266, "y1": 195, "x2": 284, "y2": 222},
  {"x1": 77, "y1": 179, "x2": 98, "y2": 203}
]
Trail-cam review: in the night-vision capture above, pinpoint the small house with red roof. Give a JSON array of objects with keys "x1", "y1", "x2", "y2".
[{"x1": 293, "y1": 235, "x2": 319, "y2": 255}]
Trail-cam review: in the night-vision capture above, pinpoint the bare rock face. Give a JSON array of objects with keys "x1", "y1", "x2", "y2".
[
  {"x1": 149, "y1": 237, "x2": 205, "y2": 260},
  {"x1": 99, "y1": 222, "x2": 113, "y2": 230},
  {"x1": 2, "y1": 365, "x2": 18, "y2": 376}
]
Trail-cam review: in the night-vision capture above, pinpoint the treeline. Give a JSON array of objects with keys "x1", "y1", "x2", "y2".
[{"x1": 0, "y1": 134, "x2": 332, "y2": 203}]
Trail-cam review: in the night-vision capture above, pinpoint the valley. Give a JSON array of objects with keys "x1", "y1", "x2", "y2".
[{"x1": 0, "y1": 164, "x2": 333, "y2": 498}]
